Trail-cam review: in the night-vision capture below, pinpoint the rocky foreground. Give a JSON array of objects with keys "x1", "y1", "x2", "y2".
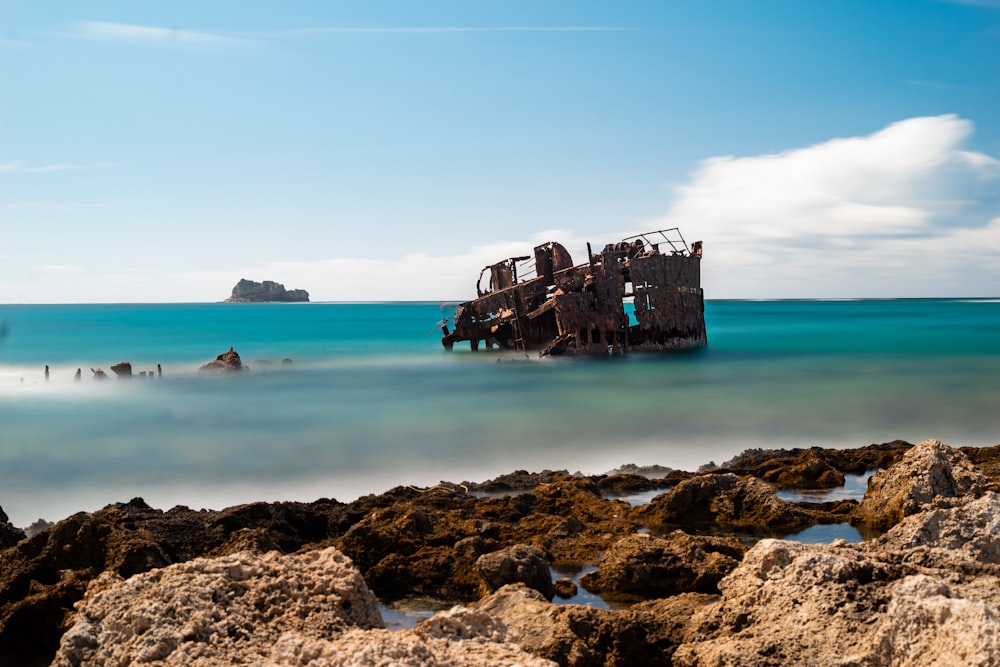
[{"x1": 2, "y1": 439, "x2": 1000, "y2": 666}]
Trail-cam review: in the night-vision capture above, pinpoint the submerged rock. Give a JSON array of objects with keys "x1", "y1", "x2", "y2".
[
  {"x1": 109, "y1": 361, "x2": 132, "y2": 378},
  {"x1": 199, "y1": 346, "x2": 248, "y2": 372}
]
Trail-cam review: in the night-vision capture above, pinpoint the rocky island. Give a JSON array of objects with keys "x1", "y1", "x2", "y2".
[
  {"x1": 225, "y1": 279, "x2": 309, "y2": 303},
  {"x1": 2, "y1": 439, "x2": 1000, "y2": 666}
]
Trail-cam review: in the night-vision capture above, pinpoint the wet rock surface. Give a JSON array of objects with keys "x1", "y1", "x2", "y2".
[{"x1": 1, "y1": 439, "x2": 999, "y2": 666}]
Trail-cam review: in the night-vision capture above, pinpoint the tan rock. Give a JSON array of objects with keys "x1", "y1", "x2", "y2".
[
  {"x1": 51, "y1": 548, "x2": 382, "y2": 666},
  {"x1": 673, "y1": 493, "x2": 1000, "y2": 666},
  {"x1": 854, "y1": 439, "x2": 989, "y2": 531}
]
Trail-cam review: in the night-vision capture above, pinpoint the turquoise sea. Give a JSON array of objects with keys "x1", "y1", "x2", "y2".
[{"x1": 1, "y1": 299, "x2": 999, "y2": 528}]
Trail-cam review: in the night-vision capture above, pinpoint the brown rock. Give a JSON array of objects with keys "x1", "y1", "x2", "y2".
[
  {"x1": 477, "y1": 583, "x2": 715, "y2": 666},
  {"x1": 580, "y1": 531, "x2": 745, "y2": 601},
  {"x1": 760, "y1": 449, "x2": 845, "y2": 489},
  {"x1": 637, "y1": 473, "x2": 815, "y2": 533},
  {"x1": 198, "y1": 347, "x2": 248, "y2": 372},
  {"x1": 477, "y1": 544, "x2": 555, "y2": 600},
  {"x1": 0, "y1": 507, "x2": 25, "y2": 550}
]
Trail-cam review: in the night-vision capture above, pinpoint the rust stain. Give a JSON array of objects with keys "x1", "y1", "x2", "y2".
[{"x1": 441, "y1": 229, "x2": 706, "y2": 356}]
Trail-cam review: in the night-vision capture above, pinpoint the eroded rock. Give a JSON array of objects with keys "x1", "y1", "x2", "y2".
[
  {"x1": 853, "y1": 439, "x2": 989, "y2": 531},
  {"x1": 673, "y1": 493, "x2": 1000, "y2": 667},
  {"x1": 51, "y1": 547, "x2": 381, "y2": 666}
]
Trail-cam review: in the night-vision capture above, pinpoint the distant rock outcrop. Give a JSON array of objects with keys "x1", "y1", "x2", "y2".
[{"x1": 225, "y1": 279, "x2": 309, "y2": 303}]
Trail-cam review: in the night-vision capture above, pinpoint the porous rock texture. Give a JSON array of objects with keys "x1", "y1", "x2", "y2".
[
  {"x1": 853, "y1": 438, "x2": 990, "y2": 531},
  {"x1": 673, "y1": 491, "x2": 1000, "y2": 667},
  {"x1": 51, "y1": 547, "x2": 554, "y2": 667}
]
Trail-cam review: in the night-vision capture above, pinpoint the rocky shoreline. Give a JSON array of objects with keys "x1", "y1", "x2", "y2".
[{"x1": 2, "y1": 439, "x2": 999, "y2": 666}]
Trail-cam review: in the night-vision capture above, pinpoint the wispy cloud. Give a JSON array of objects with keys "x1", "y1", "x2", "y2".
[
  {"x1": 658, "y1": 115, "x2": 1000, "y2": 298},
  {"x1": 73, "y1": 21, "x2": 248, "y2": 49},
  {"x1": 0, "y1": 161, "x2": 114, "y2": 174}
]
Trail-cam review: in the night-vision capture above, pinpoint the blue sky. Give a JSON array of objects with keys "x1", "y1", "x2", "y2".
[{"x1": 2, "y1": 1, "x2": 999, "y2": 302}]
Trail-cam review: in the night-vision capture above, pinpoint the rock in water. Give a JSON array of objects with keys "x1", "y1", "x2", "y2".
[
  {"x1": 476, "y1": 544, "x2": 555, "y2": 600},
  {"x1": 225, "y1": 278, "x2": 309, "y2": 303},
  {"x1": 199, "y1": 347, "x2": 248, "y2": 372}
]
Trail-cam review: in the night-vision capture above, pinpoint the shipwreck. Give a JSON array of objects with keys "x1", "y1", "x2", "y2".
[{"x1": 441, "y1": 228, "x2": 706, "y2": 357}]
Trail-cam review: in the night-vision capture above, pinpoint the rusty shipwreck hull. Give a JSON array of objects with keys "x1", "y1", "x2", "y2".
[{"x1": 440, "y1": 228, "x2": 706, "y2": 357}]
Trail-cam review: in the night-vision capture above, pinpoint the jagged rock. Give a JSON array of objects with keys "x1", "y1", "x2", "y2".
[
  {"x1": 50, "y1": 548, "x2": 380, "y2": 666},
  {"x1": 673, "y1": 495, "x2": 1000, "y2": 667},
  {"x1": 477, "y1": 583, "x2": 715, "y2": 666},
  {"x1": 853, "y1": 439, "x2": 989, "y2": 531},
  {"x1": 199, "y1": 346, "x2": 248, "y2": 372},
  {"x1": 579, "y1": 531, "x2": 745, "y2": 601},
  {"x1": 866, "y1": 491, "x2": 1000, "y2": 567},
  {"x1": 225, "y1": 278, "x2": 309, "y2": 303},
  {"x1": 52, "y1": 548, "x2": 554, "y2": 667},
  {"x1": 0, "y1": 507, "x2": 25, "y2": 550},
  {"x1": 0, "y1": 497, "x2": 352, "y2": 666},
  {"x1": 268, "y1": 605, "x2": 555, "y2": 666},
  {"x1": 636, "y1": 473, "x2": 815, "y2": 533},
  {"x1": 476, "y1": 544, "x2": 555, "y2": 600}
]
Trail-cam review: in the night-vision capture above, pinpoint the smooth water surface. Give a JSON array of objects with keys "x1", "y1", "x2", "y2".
[{"x1": 1, "y1": 299, "x2": 998, "y2": 527}]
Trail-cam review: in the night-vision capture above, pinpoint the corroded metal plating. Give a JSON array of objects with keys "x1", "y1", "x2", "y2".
[{"x1": 441, "y1": 229, "x2": 706, "y2": 356}]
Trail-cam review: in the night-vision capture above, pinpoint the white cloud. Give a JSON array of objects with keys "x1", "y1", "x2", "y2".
[
  {"x1": 73, "y1": 21, "x2": 247, "y2": 49},
  {"x1": 658, "y1": 115, "x2": 1000, "y2": 298}
]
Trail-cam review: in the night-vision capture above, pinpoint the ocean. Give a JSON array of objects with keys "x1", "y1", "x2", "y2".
[{"x1": 1, "y1": 299, "x2": 998, "y2": 529}]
